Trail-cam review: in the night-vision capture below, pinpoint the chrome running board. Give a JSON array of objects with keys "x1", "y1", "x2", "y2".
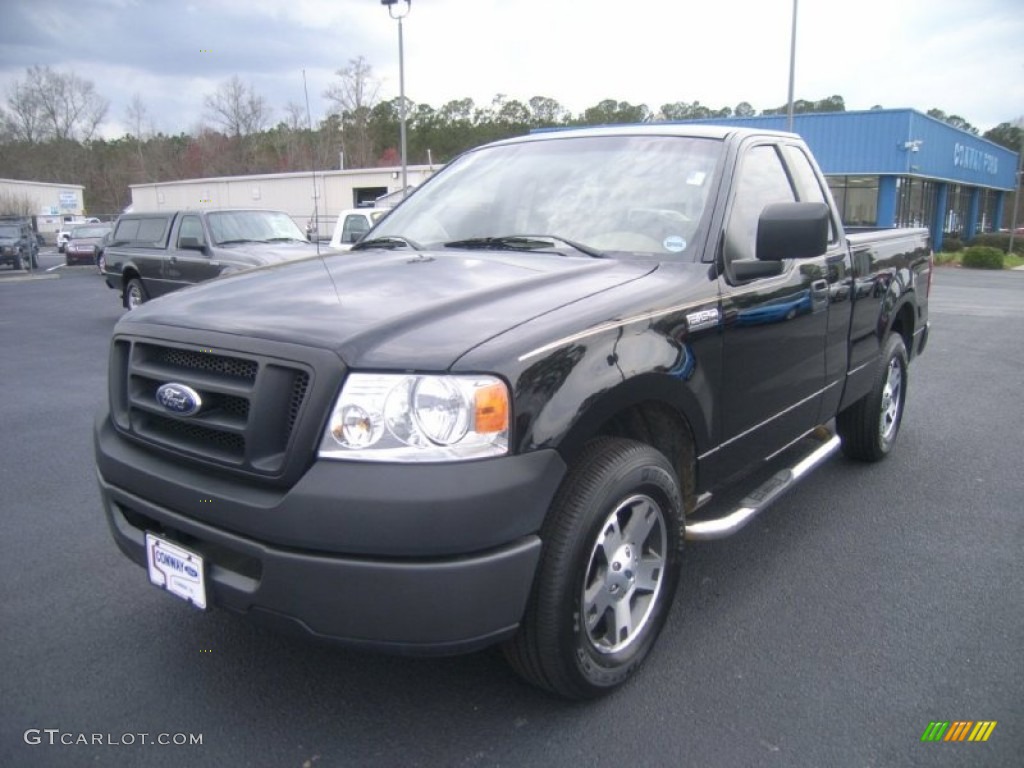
[{"x1": 685, "y1": 431, "x2": 841, "y2": 541}]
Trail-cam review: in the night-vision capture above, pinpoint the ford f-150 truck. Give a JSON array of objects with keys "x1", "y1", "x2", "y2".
[
  {"x1": 101, "y1": 208, "x2": 321, "y2": 309},
  {"x1": 94, "y1": 125, "x2": 931, "y2": 699}
]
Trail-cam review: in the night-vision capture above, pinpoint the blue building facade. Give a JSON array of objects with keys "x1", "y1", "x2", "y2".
[{"x1": 681, "y1": 109, "x2": 1019, "y2": 251}]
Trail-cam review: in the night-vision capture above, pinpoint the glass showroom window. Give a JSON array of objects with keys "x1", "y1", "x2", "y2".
[{"x1": 896, "y1": 178, "x2": 936, "y2": 229}]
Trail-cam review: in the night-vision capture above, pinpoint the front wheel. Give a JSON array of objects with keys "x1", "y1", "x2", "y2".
[
  {"x1": 124, "y1": 278, "x2": 148, "y2": 310},
  {"x1": 836, "y1": 333, "x2": 909, "y2": 461},
  {"x1": 503, "y1": 438, "x2": 684, "y2": 699}
]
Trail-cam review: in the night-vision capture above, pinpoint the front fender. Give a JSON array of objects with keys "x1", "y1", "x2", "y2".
[{"x1": 511, "y1": 323, "x2": 716, "y2": 463}]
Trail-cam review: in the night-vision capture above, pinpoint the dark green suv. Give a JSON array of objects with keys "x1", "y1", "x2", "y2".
[{"x1": 0, "y1": 220, "x2": 40, "y2": 270}]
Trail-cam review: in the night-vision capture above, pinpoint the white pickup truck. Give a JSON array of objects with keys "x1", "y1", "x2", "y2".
[{"x1": 328, "y1": 208, "x2": 388, "y2": 250}]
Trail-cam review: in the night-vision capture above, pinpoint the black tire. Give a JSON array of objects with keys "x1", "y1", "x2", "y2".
[
  {"x1": 503, "y1": 438, "x2": 684, "y2": 699},
  {"x1": 836, "y1": 333, "x2": 909, "y2": 462},
  {"x1": 12, "y1": 252, "x2": 24, "y2": 270},
  {"x1": 125, "y1": 277, "x2": 148, "y2": 310}
]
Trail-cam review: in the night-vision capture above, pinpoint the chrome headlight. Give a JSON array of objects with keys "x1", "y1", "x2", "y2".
[{"x1": 318, "y1": 373, "x2": 510, "y2": 462}]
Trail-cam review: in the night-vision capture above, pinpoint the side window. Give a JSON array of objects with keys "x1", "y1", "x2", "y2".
[
  {"x1": 724, "y1": 145, "x2": 796, "y2": 264},
  {"x1": 341, "y1": 214, "x2": 370, "y2": 244},
  {"x1": 177, "y1": 215, "x2": 206, "y2": 247},
  {"x1": 781, "y1": 145, "x2": 837, "y2": 242},
  {"x1": 136, "y1": 217, "x2": 169, "y2": 246},
  {"x1": 114, "y1": 219, "x2": 140, "y2": 243}
]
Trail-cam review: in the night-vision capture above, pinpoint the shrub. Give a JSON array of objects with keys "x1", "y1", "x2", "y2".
[
  {"x1": 961, "y1": 246, "x2": 1005, "y2": 270},
  {"x1": 941, "y1": 234, "x2": 963, "y2": 252},
  {"x1": 968, "y1": 233, "x2": 1024, "y2": 256}
]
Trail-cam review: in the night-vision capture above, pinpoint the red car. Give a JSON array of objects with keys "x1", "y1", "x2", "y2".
[{"x1": 65, "y1": 225, "x2": 111, "y2": 266}]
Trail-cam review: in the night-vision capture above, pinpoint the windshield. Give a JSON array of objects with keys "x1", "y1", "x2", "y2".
[
  {"x1": 72, "y1": 226, "x2": 110, "y2": 238},
  {"x1": 372, "y1": 134, "x2": 722, "y2": 257},
  {"x1": 0, "y1": 226, "x2": 19, "y2": 237},
  {"x1": 206, "y1": 210, "x2": 307, "y2": 245}
]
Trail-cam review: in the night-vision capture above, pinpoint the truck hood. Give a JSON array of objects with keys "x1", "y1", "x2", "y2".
[
  {"x1": 212, "y1": 240, "x2": 322, "y2": 266},
  {"x1": 119, "y1": 249, "x2": 657, "y2": 368}
]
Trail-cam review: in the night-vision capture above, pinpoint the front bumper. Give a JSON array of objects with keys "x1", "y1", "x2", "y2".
[{"x1": 95, "y1": 412, "x2": 567, "y2": 653}]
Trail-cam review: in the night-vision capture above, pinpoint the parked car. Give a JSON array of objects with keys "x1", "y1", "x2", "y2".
[
  {"x1": 64, "y1": 224, "x2": 112, "y2": 265},
  {"x1": 58, "y1": 217, "x2": 101, "y2": 252},
  {"x1": 0, "y1": 220, "x2": 40, "y2": 270},
  {"x1": 328, "y1": 208, "x2": 388, "y2": 250},
  {"x1": 101, "y1": 209, "x2": 322, "y2": 308},
  {"x1": 95, "y1": 125, "x2": 932, "y2": 699}
]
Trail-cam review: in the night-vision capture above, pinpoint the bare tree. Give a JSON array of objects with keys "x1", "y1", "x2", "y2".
[
  {"x1": 125, "y1": 93, "x2": 152, "y2": 179},
  {"x1": 203, "y1": 76, "x2": 272, "y2": 171},
  {"x1": 204, "y1": 76, "x2": 271, "y2": 138},
  {"x1": 323, "y1": 56, "x2": 380, "y2": 169},
  {"x1": 3, "y1": 81, "x2": 46, "y2": 143},
  {"x1": 2, "y1": 65, "x2": 108, "y2": 143}
]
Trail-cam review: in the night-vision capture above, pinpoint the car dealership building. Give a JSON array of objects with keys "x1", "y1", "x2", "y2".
[{"x1": 683, "y1": 109, "x2": 1020, "y2": 251}]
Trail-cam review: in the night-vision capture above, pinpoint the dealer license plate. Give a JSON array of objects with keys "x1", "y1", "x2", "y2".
[{"x1": 145, "y1": 533, "x2": 207, "y2": 610}]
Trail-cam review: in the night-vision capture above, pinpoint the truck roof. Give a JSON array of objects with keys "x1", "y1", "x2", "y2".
[{"x1": 521, "y1": 123, "x2": 801, "y2": 143}]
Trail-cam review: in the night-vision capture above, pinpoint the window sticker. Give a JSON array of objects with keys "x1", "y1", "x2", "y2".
[{"x1": 663, "y1": 235, "x2": 687, "y2": 252}]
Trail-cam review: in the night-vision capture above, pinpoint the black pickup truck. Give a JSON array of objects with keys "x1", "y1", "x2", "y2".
[
  {"x1": 101, "y1": 208, "x2": 320, "y2": 308},
  {"x1": 94, "y1": 125, "x2": 931, "y2": 699}
]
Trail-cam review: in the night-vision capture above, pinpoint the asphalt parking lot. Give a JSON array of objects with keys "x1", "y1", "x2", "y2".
[{"x1": 1, "y1": 254, "x2": 1022, "y2": 767}]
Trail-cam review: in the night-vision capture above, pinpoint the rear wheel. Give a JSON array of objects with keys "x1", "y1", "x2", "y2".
[
  {"x1": 836, "y1": 333, "x2": 908, "y2": 461},
  {"x1": 125, "y1": 278, "x2": 148, "y2": 310},
  {"x1": 503, "y1": 438, "x2": 684, "y2": 699}
]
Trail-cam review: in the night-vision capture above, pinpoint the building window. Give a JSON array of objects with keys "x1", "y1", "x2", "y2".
[
  {"x1": 944, "y1": 184, "x2": 971, "y2": 236},
  {"x1": 826, "y1": 176, "x2": 878, "y2": 226},
  {"x1": 895, "y1": 178, "x2": 936, "y2": 229},
  {"x1": 979, "y1": 190, "x2": 998, "y2": 233}
]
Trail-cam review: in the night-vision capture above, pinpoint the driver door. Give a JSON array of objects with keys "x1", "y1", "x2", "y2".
[{"x1": 714, "y1": 142, "x2": 831, "y2": 477}]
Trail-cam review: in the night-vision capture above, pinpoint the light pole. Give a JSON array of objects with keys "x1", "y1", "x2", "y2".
[
  {"x1": 786, "y1": 0, "x2": 798, "y2": 133},
  {"x1": 382, "y1": 0, "x2": 411, "y2": 198}
]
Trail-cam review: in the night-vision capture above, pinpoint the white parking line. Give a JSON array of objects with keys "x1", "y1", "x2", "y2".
[{"x1": 46, "y1": 264, "x2": 64, "y2": 272}]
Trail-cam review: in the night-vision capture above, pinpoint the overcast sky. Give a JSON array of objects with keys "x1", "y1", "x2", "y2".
[{"x1": 1, "y1": 0, "x2": 1022, "y2": 141}]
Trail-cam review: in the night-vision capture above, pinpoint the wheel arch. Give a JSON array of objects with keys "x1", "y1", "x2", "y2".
[
  {"x1": 553, "y1": 375, "x2": 706, "y2": 513},
  {"x1": 120, "y1": 267, "x2": 143, "y2": 308},
  {"x1": 887, "y1": 299, "x2": 915, "y2": 358}
]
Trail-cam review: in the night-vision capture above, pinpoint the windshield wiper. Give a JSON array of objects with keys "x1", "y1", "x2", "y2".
[
  {"x1": 351, "y1": 236, "x2": 423, "y2": 251},
  {"x1": 265, "y1": 237, "x2": 308, "y2": 243},
  {"x1": 216, "y1": 239, "x2": 259, "y2": 246},
  {"x1": 443, "y1": 235, "x2": 605, "y2": 259}
]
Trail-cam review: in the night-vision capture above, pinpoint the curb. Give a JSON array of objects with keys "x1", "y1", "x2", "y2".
[{"x1": 0, "y1": 271, "x2": 61, "y2": 284}]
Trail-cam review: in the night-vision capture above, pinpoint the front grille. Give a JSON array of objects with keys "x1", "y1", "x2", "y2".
[
  {"x1": 151, "y1": 345, "x2": 258, "y2": 381},
  {"x1": 111, "y1": 339, "x2": 315, "y2": 477}
]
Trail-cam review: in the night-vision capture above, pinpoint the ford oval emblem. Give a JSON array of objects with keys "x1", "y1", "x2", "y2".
[{"x1": 155, "y1": 383, "x2": 203, "y2": 417}]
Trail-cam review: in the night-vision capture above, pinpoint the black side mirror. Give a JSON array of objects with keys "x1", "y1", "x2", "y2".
[{"x1": 756, "y1": 202, "x2": 829, "y2": 262}]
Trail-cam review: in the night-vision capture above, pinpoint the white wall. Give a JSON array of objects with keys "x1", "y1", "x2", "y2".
[
  {"x1": 0, "y1": 178, "x2": 85, "y2": 233},
  {"x1": 129, "y1": 166, "x2": 437, "y2": 231}
]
